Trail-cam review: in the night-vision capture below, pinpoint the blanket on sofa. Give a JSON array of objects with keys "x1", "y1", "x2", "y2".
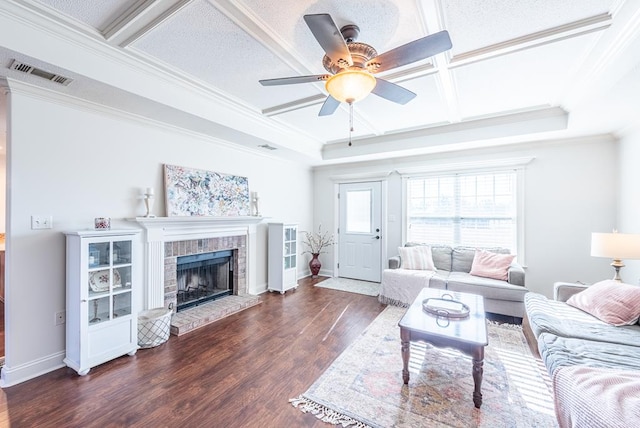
[
  {"x1": 525, "y1": 293, "x2": 640, "y2": 347},
  {"x1": 539, "y1": 332, "x2": 640, "y2": 374},
  {"x1": 377, "y1": 269, "x2": 435, "y2": 307},
  {"x1": 553, "y1": 365, "x2": 640, "y2": 428}
]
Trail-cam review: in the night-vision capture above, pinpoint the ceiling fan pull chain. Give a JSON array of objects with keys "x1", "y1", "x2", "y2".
[{"x1": 349, "y1": 101, "x2": 353, "y2": 146}]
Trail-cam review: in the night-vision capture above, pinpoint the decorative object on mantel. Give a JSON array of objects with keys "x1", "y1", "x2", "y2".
[
  {"x1": 164, "y1": 164, "x2": 250, "y2": 217},
  {"x1": 251, "y1": 191, "x2": 260, "y2": 217},
  {"x1": 302, "y1": 225, "x2": 335, "y2": 277},
  {"x1": 94, "y1": 217, "x2": 110, "y2": 229},
  {"x1": 144, "y1": 187, "x2": 156, "y2": 218}
]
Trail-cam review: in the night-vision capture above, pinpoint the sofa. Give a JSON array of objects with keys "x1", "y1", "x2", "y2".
[
  {"x1": 379, "y1": 243, "x2": 527, "y2": 318},
  {"x1": 524, "y1": 281, "x2": 640, "y2": 428}
]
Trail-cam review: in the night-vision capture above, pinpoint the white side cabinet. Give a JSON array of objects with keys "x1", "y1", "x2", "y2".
[
  {"x1": 268, "y1": 223, "x2": 298, "y2": 294},
  {"x1": 64, "y1": 229, "x2": 140, "y2": 375}
]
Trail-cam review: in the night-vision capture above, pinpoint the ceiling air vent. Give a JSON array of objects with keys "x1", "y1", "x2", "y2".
[
  {"x1": 258, "y1": 144, "x2": 277, "y2": 151},
  {"x1": 8, "y1": 60, "x2": 73, "y2": 86}
]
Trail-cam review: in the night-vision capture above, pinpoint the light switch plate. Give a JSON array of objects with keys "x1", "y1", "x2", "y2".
[{"x1": 31, "y1": 215, "x2": 53, "y2": 229}]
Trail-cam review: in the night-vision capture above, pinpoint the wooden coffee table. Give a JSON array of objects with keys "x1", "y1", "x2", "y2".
[{"x1": 398, "y1": 288, "x2": 488, "y2": 408}]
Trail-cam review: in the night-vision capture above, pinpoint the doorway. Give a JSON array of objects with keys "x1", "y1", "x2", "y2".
[{"x1": 337, "y1": 181, "x2": 383, "y2": 282}]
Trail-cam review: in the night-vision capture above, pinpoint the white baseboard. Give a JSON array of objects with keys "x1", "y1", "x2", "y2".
[{"x1": 1, "y1": 350, "x2": 66, "y2": 388}]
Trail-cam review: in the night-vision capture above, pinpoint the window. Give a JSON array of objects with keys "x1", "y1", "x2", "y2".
[{"x1": 405, "y1": 170, "x2": 518, "y2": 252}]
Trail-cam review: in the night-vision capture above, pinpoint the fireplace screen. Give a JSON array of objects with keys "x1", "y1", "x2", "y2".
[{"x1": 176, "y1": 250, "x2": 233, "y2": 311}]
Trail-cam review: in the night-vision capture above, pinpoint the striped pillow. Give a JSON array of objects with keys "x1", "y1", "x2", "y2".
[
  {"x1": 469, "y1": 250, "x2": 515, "y2": 281},
  {"x1": 567, "y1": 280, "x2": 640, "y2": 326},
  {"x1": 398, "y1": 246, "x2": 435, "y2": 270}
]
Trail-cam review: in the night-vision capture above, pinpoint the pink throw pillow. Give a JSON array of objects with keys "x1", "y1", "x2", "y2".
[
  {"x1": 567, "y1": 280, "x2": 640, "y2": 326},
  {"x1": 398, "y1": 246, "x2": 435, "y2": 271},
  {"x1": 469, "y1": 250, "x2": 515, "y2": 281}
]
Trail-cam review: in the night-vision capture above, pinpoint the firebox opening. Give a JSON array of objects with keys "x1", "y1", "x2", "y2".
[{"x1": 176, "y1": 250, "x2": 233, "y2": 311}]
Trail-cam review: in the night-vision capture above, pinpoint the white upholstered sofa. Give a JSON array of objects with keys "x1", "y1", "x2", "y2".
[{"x1": 379, "y1": 243, "x2": 527, "y2": 318}]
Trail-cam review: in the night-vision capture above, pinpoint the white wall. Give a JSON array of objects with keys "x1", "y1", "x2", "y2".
[
  {"x1": 314, "y1": 137, "x2": 618, "y2": 297},
  {"x1": 618, "y1": 128, "x2": 640, "y2": 284},
  {"x1": 2, "y1": 83, "x2": 313, "y2": 386}
]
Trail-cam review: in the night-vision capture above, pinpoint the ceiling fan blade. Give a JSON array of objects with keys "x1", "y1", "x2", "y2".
[
  {"x1": 259, "y1": 74, "x2": 331, "y2": 86},
  {"x1": 371, "y1": 78, "x2": 416, "y2": 105},
  {"x1": 367, "y1": 30, "x2": 452, "y2": 74},
  {"x1": 304, "y1": 14, "x2": 353, "y2": 67},
  {"x1": 318, "y1": 95, "x2": 341, "y2": 116}
]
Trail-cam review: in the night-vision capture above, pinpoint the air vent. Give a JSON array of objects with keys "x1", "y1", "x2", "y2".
[
  {"x1": 258, "y1": 144, "x2": 277, "y2": 151},
  {"x1": 9, "y1": 60, "x2": 73, "y2": 86}
]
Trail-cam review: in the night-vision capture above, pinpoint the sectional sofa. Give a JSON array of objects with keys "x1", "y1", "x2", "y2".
[
  {"x1": 379, "y1": 243, "x2": 527, "y2": 318},
  {"x1": 524, "y1": 281, "x2": 640, "y2": 427}
]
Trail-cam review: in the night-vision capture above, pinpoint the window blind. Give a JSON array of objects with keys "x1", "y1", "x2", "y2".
[{"x1": 406, "y1": 171, "x2": 517, "y2": 252}]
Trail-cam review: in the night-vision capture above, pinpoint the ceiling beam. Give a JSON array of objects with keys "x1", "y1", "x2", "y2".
[
  {"x1": 449, "y1": 13, "x2": 612, "y2": 69},
  {"x1": 104, "y1": 0, "x2": 193, "y2": 47},
  {"x1": 322, "y1": 106, "x2": 568, "y2": 161}
]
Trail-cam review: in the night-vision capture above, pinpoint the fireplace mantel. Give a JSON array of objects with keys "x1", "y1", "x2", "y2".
[
  {"x1": 131, "y1": 216, "x2": 264, "y2": 228},
  {"x1": 128, "y1": 216, "x2": 264, "y2": 309}
]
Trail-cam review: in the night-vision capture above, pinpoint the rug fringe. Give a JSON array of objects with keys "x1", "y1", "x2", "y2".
[
  {"x1": 289, "y1": 395, "x2": 373, "y2": 428},
  {"x1": 488, "y1": 320, "x2": 522, "y2": 330},
  {"x1": 377, "y1": 295, "x2": 409, "y2": 307}
]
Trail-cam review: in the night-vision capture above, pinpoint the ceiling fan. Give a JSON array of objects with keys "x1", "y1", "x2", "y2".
[{"x1": 259, "y1": 13, "x2": 453, "y2": 117}]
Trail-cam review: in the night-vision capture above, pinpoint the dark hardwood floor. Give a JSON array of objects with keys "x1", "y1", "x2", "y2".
[{"x1": 0, "y1": 277, "x2": 386, "y2": 427}]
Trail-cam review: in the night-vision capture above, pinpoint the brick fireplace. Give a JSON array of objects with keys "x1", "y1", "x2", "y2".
[
  {"x1": 133, "y1": 217, "x2": 262, "y2": 335},
  {"x1": 163, "y1": 235, "x2": 247, "y2": 310}
]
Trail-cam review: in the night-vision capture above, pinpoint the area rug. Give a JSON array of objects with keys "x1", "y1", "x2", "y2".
[
  {"x1": 291, "y1": 306, "x2": 557, "y2": 428},
  {"x1": 315, "y1": 277, "x2": 380, "y2": 297}
]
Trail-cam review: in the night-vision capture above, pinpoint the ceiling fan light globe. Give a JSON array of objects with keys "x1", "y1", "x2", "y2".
[{"x1": 325, "y1": 70, "x2": 376, "y2": 103}]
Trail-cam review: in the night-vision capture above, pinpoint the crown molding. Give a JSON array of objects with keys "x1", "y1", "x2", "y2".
[
  {"x1": 3, "y1": 78, "x2": 320, "y2": 164},
  {"x1": 329, "y1": 170, "x2": 393, "y2": 182},
  {"x1": 0, "y1": 1, "x2": 326, "y2": 157},
  {"x1": 395, "y1": 156, "x2": 535, "y2": 176}
]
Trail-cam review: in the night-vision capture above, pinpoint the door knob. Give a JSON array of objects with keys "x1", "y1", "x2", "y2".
[{"x1": 373, "y1": 236, "x2": 380, "y2": 240}]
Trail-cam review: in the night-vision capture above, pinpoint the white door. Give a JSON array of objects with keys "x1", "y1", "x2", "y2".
[{"x1": 338, "y1": 182, "x2": 382, "y2": 282}]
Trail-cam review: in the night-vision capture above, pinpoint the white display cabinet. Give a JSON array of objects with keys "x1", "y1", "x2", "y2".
[
  {"x1": 64, "y1": 229, "x2": 141, "y2": 375},
  {"x1": 268, "y1": 223, "x2": 298, "y2": 294}
]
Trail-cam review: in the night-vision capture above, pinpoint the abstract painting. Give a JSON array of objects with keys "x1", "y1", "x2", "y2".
[{"x1": 164, "y1": 164, "x2": 250, "y2": 217}]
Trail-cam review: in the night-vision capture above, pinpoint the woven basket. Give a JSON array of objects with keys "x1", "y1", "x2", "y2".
[{"x1": 138, "y1": 307, "x2": 172, "y2": 348}]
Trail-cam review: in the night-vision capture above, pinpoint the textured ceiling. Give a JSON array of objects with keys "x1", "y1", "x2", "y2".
[{"x1": 0, "y1": 0, "x2": 638, "y2": 165}]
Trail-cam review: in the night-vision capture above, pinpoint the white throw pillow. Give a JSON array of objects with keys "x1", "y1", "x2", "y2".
[{"x1": 398, "y1": 246, "x2": 435, "y2": 271}]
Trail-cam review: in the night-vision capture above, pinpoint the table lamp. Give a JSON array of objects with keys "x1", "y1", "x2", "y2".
[{"x1": 591, "y1": 231, "x2": 640, "y2": 282}]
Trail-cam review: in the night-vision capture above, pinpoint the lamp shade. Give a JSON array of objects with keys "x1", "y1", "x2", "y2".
[
  {"x1": 325, "y1": 70, "x2": 377, "y2": 103},
  {"x1": 591, "y1": 232, "x2": 640, "y2": 259}
]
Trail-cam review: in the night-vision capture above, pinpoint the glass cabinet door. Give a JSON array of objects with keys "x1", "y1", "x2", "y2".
[
  {"x1": 113, "y1": 292, "x2": 131, "y2": 318},
  {"x1": 112, "y1": 240, "x2": 132, "y2": 265},
  {"x1": 284, "y1": 226, "x2": 297, "y2": 269},
  {"x1": 89, "y1": 296, "x2": 110, "y2": 325},
  {"x1": 87, "y1": 238, "x2": 134, "y2": 325}
]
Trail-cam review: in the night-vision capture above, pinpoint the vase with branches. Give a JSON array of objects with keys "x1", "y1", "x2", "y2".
[{"x1": 302, "y1": 225, "x2": 335, "y2": 277}]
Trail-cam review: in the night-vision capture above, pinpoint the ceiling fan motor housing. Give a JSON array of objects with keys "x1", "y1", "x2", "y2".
[{"x1": 322, "y1": 42, "x2": 378, "y2": 74}]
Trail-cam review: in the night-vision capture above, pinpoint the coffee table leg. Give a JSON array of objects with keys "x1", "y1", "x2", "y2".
[
  {"x1": 401, "y1": 328, "x2": 410, "y2": 384},
  {"x1": 472, "y1": 346, "x2": 484, "y2": 408}
]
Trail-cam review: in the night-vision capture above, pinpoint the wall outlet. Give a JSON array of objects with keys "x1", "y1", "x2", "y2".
[
  {"x1": 55, "y1": 311, "x2": 65, "y2": 325},
  {"x1": 31, "y1": 215, "x2": 53, "y2": 230}
]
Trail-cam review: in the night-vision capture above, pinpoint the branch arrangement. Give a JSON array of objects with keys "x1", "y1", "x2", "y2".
[{"x1": 302, "y1": 225, "x2": 335, "y2": 254}]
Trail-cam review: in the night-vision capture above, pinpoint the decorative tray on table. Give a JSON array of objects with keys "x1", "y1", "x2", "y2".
[{"x1": 422, "y1": 295, "x2": 470, "y2": 319}]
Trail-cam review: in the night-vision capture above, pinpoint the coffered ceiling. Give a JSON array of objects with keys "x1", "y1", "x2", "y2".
[{"x1": 0, "y1": 0, "x2": 639, "y2": 164}]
